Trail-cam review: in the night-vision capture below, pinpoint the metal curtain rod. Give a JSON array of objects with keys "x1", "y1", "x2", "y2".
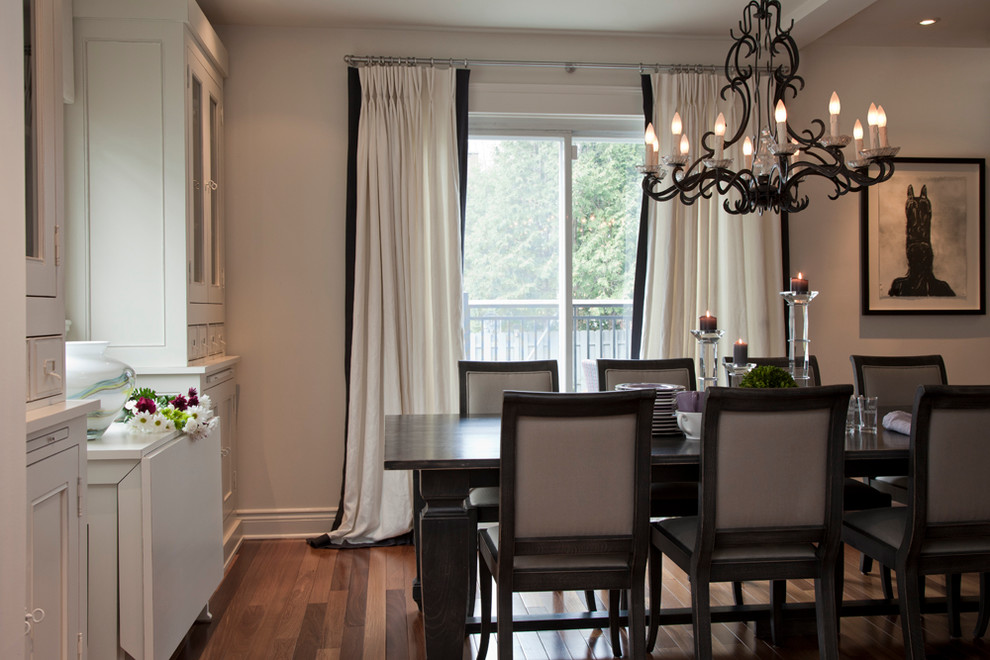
[{"x1": 343, "y1": 54, "x2": 718, "y2": 74}]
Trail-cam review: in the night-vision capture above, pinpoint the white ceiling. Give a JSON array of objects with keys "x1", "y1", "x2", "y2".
[{"x1": 197, "y1": 0, "x2": 990, "y2": 48}]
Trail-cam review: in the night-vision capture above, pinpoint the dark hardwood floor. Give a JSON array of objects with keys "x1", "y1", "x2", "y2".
[{"x1": 171, "y1": 539, "x2": 990, "y2": 659}]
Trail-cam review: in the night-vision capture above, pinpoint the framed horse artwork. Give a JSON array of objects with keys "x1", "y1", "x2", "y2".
[{"x1": 861, "y1": 157, "x2": 986, "y2": 315}]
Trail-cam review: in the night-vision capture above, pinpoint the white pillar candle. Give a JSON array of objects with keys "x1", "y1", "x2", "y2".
[
  {"x1": 853, "y1": 119, "x2": 864, "y2": 154},
  {"x1": 867, "y1": 103, "x2": 879, "y2": 149},
  {"x1": 775, "y1": 100, "x2": 788, "y2": 143},
  {"x1": 742, "y1": 136, "x2": 753, "y2": 170},
  {"x1": 670, "y1": 112, "x2": 682, "y2": 157},
  {"x1": 644, "y1": 123, "x2": 658, "y2": 167},
  {"x1": 828, "y1": 92, "x2": 841, "y2": 138},
  {"x1": 679, "y1": 134, "x2": 690, "y2": 158},
  {"x1": 714, "y1": 112, "x2": 726, "y2": 160},
  {"x1": 876, "y1": 105, "x2": 888, "y2": 148}
]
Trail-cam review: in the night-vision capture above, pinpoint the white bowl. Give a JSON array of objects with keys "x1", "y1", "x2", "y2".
[{"x1": 676, "y1": 411, "x2": 702, "y2": 440}]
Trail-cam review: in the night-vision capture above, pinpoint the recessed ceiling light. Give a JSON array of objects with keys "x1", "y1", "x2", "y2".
[{"x1": 919, "y1": 18, "x2": 939, "y2": 26}]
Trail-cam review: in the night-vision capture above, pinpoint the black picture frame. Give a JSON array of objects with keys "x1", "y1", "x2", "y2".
[{"x1": 860, "y1": 157, "x2": 986, "y2": 315}]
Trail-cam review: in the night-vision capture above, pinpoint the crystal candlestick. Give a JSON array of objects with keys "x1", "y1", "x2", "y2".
[
  {"x1": 690, "y1": 329, "x2": 725, "y2": 391},
  {"x1": 725, "y1": 362, "x2": 756, "y2": 387},
  {"x1": 779, "y1": 291, "x2": 819, "y2": 386}
]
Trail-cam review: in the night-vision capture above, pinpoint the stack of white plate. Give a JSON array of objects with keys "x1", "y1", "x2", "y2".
[{"x1": 614, "y1": 382, "x2": 685, "y2": 435}]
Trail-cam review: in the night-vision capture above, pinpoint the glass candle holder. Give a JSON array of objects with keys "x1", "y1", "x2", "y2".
[
  {"x1": 725, "y1": 362, "x2": 756, "y2": 387},
  {"x1": 690, "y1": 329, "x2": 725, "y2": 391},
  {"x1": 779, "y1": 290, "x2": 819, "y2": 386}
]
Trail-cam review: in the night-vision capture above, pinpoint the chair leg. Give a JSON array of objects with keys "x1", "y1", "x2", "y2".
[
  {"x1": 629, "y1": 579, "x2": 647, "y2": 660},
  {"x1": 732, "y1": 581, "x2": 745, "y2": 607},
  {"x1": 691, "y1": 576, "x2": 713, "y2": 660},
  {"x1": 477, "y1": 546, "x2": 493, "y2": 660},
  {"x1": 770, "y1": 580, "x2": 786, "y2": 646},
  {"x1": 815, "y1": 562, "x2": 841, "y2": 660},
  {"x1": 881, "y1": 564, "x2": 894, "y2": 600},
  {"x1": 947, "y1": 573, "x2": 962, "y2": 638},
  {"x1": 497, "y1": 579, "x2": 514, "y2": 660},
  {"x1": 468, "y1": 508, "x2": 479, "y2": 616},
  {"x1": 896, "y1": 565, "x2": 926, "y2": 660},
  {"x1": 974, "y1": 572, "x2": 990, "y2": 638},
  {"x1": 584, "y1": 590, "x2": 597, "y2": 612},
  {"x1": 608, "y1": 590, "x2": 622, "y2": 657},
  {"x1": 647, "y1": 543, "x2": 662, "y2": 652},
  {"x1": 859, "y1": 552, "x2": 873, "y2": 574}
]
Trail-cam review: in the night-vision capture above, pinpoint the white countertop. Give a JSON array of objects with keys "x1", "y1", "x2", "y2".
[
  {"x1": 87, "y1": 423, "x2": 183, "y2": 460},
  {"x1": 133, "y1": 354, "x2": 240, "y2": 376},
  {"x1": 27, "y1": 399, "x2": 100, "y2": 435}
]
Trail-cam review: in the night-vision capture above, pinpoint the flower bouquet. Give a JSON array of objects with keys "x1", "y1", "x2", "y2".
[{"x1": 122, "y1": 386, "x2": 219, "y2": 441}]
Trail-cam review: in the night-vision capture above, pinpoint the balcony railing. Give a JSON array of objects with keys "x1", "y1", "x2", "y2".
[{"x1": 463, "y1": 297, "x2": 633, "y2": 390}]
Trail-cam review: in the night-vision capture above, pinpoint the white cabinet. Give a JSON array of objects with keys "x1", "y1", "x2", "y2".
[
  {"x1": 25, "y1": 401, "x2": 95, "y2": 660},
  {"x1": 133, "y1": 356, "x2": 242, "y2": 564},
  {"x1": 88, "y1": 424, "x2": 223, "y2": 660},
  {"x1": 64, "y1": 0, "x2": 229, "y2": 368},
  {"x1": 25, "y1": 0, "x2": 70, "y2": 407}
]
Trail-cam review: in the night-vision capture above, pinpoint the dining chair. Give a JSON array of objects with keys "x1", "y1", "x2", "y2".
[
  {"x1": 850, "y1": 354, "x2": 948, "y2": 601},
  {"x1": 476, "y1": 390, "x2": 654, "y2": 660},
  {"x1": 729, "y1": 355, "x2": 893, "y2": 578},
  {"x1": 595, "y1": 357, "x2": 749, "y2": 606},
  {"x1": 647, "y1": 384, "x2": 852, "y2": 660},
  {"x1": 843, "y1": 385, "x2": 990, "y2": 657},
  {"x1": 457, "y1": 360, "x2": 595, "y2": 614}
]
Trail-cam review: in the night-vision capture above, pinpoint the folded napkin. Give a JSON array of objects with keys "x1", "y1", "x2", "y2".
[
  {"x1": 675, "y1": 390, "x2": 706, "y2": 413},
  {"x1": 882, "y1": 410, "x2": 912, "y2": 435}
]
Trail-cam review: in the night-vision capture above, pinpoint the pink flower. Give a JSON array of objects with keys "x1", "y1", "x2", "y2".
[{"x1": 135, "y1": 397, "x2": 157, "y2": 414}]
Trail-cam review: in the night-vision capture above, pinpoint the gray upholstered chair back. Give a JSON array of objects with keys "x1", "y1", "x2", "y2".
[
  {"x1": 850, "y1": 355, "x2": 947, "y2": 407},
  {"x1": 699, "y1": 385, "x2": 852, "y2": 539},
  {"x1": 713, "y1": 408, "x2": 832, "y2": 529},
  {"x1": 513, "y1": 413, "x2": 637, "y2": 538},
  {"x1": 917, "y1": 388, "x2": 990, "y2": 525},
  {"x1": 459, "y1": 360, "x2": 558, "y2": 415},
  {"x1": 597, "y1": 358, "x2": 696, "y2": 392}
]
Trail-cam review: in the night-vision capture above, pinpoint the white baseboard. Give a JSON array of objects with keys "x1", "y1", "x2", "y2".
[{"x1": 236, "y1": 507, "x2": 337, "y2": 540}]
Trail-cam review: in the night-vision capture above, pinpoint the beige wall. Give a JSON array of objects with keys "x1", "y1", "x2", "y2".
[
  {"x1": 218, "y1": 24, "x2": 727, "y2": 520},
  {"x1": 219, "y1": 24, "x2": 990, "y2": 521},
  {"x1": 1, "y1": 0, "x2": 27, "y2": 652},
  {"x1": 788, "y1": 44, "x2": 990, "y2": 385}
]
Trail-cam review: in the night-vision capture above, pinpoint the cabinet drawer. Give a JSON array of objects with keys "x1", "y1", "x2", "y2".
[
  {"x1": 27, "y1": 425, "x2": 70, "y2": 455},
  {"x1": 27, "y1": 335, "x2": 64, "y2": 402}
]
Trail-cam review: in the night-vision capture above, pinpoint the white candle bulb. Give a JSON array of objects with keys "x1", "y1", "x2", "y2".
[
  {"x1": 828, "y1": 91, "x2": 841, "y2": 138},
  {"x1": 679, "y1": 133, "x2": 690, "y2": 157},
  {"x1": 775, "y1": 99, "x2": 788, "y2": 142},
  {"x1": 714, "y1": 112, "x2": 726, "y2": 160},
  {"x1": 867, "y1": 103, "x2": 879, "y2": 149},
  {"x1": 644, "y1": 123, "x2": 658, "y2": 167},
  {"x1": 742, "y1": 136, "x2": 753, "y2": 170},
  {"x1": 853, "y1": 119, "x2": 864, "y2": 155},
  {"x1": 670, "y1": 112, "x2": 682, "y2": 158},
  {"x1": 877, "y1": 105, "x2": 888, "y2": 148},
  {"x1": 651, "y1": 137, "x2": 660, "y2": 164}
]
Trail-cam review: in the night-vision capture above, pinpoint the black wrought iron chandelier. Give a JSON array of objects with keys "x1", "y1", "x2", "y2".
[{"x1": 641, "y1": 0, "x2": 898, "y2": 215}]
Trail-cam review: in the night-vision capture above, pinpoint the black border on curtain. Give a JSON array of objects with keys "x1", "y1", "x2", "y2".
[
  {"x1": 310, "y1": 67, "x2": 471, "y2": 549},
  {"x1": 629, "y1": 73, "x2": 654, "y2": 359}
]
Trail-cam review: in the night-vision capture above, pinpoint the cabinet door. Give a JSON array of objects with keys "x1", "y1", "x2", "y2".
[
  {"x1": 206, "y1": 376, "x2": 237, "y2": 521},
  {"x1": 26, "y1": 445, "x2": 80, "y2": 660},
  {"x1": 187, "y1": 51, "x2": 224, "y2": 306}
]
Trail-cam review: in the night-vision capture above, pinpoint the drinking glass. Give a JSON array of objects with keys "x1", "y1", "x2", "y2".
[
  {"x1": 845, "y1": 395, "x2": 858, "y2": 432},
  {"x1": 857, "y1": 395, "x2": 879, "y2": 432}
]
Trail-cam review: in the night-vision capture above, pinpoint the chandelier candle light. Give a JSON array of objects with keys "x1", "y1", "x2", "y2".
[
  {"x1": 780, "y1": 273, "x2": 818, "y2": 386},
  {"x1": 641, "y1": 0, "x2": 899, "y2": 215}
]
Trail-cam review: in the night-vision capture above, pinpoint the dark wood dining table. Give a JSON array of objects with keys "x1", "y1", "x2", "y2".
[{"x1": 384, "y1": 413, "x2": 913, "y2": 659}]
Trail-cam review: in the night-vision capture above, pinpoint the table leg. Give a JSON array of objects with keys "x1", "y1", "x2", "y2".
[
  {"x1": 412, "y1": 470, "x2": 423, "y2": 609},
  {"x1": 419, "y1": 469, "x2": 472, "y2": 659}
]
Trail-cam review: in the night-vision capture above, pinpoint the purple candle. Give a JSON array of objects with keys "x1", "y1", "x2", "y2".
[
  {"x1": 790, "y1": 272, "x2": 809, "y2": 293},
  {"x1": 699, "y1": 311, "x2": 717, "y2": 332},
  {"x1": 733, "y1": 339, "x2": 748, "y2": 365}
]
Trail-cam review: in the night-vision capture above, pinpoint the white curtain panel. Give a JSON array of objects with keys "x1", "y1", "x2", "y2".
[
  {"x1": 641, "y1": 71, "x2": 784, "y2": 364},
  {"x1": 331, "y1": 66, "x2": 463, "y2": 544}
]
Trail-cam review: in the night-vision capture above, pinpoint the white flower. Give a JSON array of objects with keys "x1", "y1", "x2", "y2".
[
  {"x1": 127, "y1": 411, "x2": 154, "y2": 433},
  {"x1": 198, "y1": 394, "x2": 212, "y2": 411},
  {"x1": 184, "y1": 415, "x2": 202, "y2": 434},
  {"x1": 150, "y1": 412, "x2": 169, "y2": 432},
  {"x1": 186, "y1": 405, "x2": 212, "y2": 423},
  {"x1": 124, "y1": 399, "x2": 138, "y2": 413}
]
